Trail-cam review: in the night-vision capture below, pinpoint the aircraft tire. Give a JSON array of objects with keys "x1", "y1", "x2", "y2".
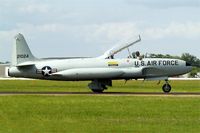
[
  {"x1": 91, "y1": 89, "x2": 104, "y2": 93},
  {"x1": 101, "y1": 85, "x2": 108, "y2": 90},
  {"x1": 162, "y1": 84, "x2": 171, "y2": 93}
]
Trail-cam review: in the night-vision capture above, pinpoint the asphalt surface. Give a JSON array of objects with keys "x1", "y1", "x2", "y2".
[{"x1": 0, "y1": 92, "x2": 200, "y2": 96}]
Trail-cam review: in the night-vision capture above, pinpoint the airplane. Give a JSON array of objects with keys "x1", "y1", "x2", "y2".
[{"x1": 8, "y1": 33, "x2": 192, "y2": 93}]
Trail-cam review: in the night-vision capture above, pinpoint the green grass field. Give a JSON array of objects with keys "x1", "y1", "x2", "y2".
[
  {"x1": 0, "y1": 80, "x2": 199, "y2": 133},
  {"x1": 0, "y1": 80, "x2": 199, "y2": 92}
]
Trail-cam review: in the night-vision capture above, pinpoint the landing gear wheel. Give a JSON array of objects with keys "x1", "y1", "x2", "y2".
[
  {"x1": 91, "y1": 89, "x2": 104, "y2": 93},
  {"x1": 88, "y1": 80, "x2": 111, "y2": 93},
  {"x1": 162, "y1": 84, "x2": 171, "y2": 93},
  {"x1": 101, "y1": 85, "x2": 107, "y2": 90}
]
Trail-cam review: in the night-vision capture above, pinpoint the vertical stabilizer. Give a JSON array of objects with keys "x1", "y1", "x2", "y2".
[{"x1": 12, "y1": 33, "x2": 37, "y2": 66}]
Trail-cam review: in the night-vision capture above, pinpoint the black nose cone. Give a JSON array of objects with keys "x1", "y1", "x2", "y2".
[{"x1": 186, "y1": 62, "x2": 191, "y2": 66}]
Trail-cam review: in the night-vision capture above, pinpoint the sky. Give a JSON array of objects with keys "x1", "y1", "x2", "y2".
[{"x1": 0, "y1": 0, "x2": 200, "y2": 62}]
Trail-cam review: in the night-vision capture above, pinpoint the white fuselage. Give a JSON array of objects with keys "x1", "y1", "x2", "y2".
[{"x1": 8, "y1": 58, "x2": 192, "y2": 81}]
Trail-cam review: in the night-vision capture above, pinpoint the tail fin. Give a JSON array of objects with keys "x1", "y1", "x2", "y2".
[{"x1": 12, "y1": 33, "x2": 37, "y2": 66}]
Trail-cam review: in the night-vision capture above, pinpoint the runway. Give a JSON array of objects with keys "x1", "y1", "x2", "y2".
[{"x1": 0, "y1": 91, "x2": 200, "y2": 96}]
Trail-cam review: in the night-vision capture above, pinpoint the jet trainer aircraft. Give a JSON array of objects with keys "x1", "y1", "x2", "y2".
[{"x1": 8, "y1": 33, "x2": 192, "y2": 93}]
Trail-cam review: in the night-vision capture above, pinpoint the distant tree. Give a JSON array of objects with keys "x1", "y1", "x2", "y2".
[
  {"x1": 189, "y1": 67, "x2": 200, "y2": 77},
  {"x1": 181, "y1": 53, "x2": 200, "y2": 67},
  {"x1": 148, "y1": 53, "x2": 180, "y2": 59},
  {"x1": 5, "y1": 61, "x2": 10, "y2": 64},
  {"x1": 0, "y1": 61, "x2": 10, "y2": 64}
]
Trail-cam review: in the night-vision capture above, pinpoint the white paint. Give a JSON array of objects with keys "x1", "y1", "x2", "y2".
[
  {"x1": 169, "y1": 78, "x2": 200, "y2": 80},
  {"x1": 5, "y1": 67, "x2": 9, "y2": 77}
]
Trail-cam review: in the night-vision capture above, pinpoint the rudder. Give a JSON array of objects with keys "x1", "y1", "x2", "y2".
[{"x1": 12, "y1": 33, "x2": 37, "y2": 66}]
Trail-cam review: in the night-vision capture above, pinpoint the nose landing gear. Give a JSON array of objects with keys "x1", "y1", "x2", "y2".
[{"x1": 162, "y1": 80, "x2": 171, "y2": 93}]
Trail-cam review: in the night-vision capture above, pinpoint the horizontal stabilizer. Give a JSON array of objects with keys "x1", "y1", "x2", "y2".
[{"x1": 16, "y1": 62, "x2": 35, "y2": 67}]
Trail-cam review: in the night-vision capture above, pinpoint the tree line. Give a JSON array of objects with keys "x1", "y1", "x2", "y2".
[{"x1": 0, "y1": 61, "x2": 10, "y2": 64}]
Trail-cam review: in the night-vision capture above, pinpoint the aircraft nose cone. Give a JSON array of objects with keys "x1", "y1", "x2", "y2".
[
  {"x1": 186, "y1": 62, "x2": 191, "y2": 66},
  {"x1": 185, "y1": 62, "x2": 192, "y2": 73}
]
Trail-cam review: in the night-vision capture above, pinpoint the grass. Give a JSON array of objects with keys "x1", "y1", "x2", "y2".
[
  {"x1": 0, "y1": 96, "x2": 199, "y2": 133},
  {"x1": 0, "y1": 80, "x2": 199, "y2": 133},
  {"x1": 0, "y1": 80, "x2": 199, "y2": 92}
]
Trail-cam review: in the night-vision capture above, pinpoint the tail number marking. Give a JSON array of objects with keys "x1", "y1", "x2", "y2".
[{"x1": 17, "y1": 54, "x2": 29, "y2": 58}]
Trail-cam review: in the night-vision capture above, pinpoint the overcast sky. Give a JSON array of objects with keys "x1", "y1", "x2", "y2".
[{"x1": 0, "y1": 0, "x2": 200, "y2": 61}]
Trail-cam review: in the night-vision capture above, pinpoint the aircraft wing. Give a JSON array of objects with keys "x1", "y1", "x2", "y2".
[
  {"x1": 16, "y1": 62, "x2": 35, "y2": 67},
  {"x1": 98, "y1": 35, "x2": 141, "y2": 59}
]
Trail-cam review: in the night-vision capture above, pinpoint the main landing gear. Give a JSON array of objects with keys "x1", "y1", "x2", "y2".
[
  {"x1": 162, "y1": 80, "x2": 171, "y2": 93},
  {"x1": 88, "y1": 79, "x2": 112, "y2": 93}
]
